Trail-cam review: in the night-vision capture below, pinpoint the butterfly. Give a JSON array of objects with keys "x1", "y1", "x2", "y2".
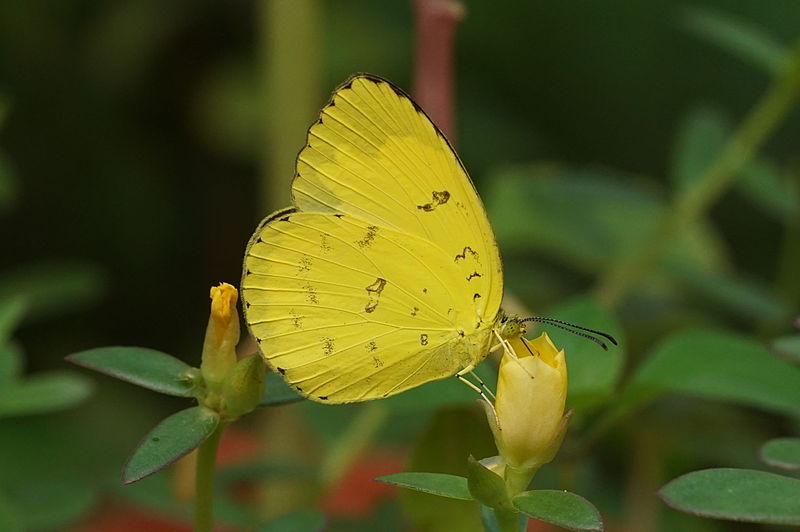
[{"x1": 241, "y1": 73, "x2": 613, "y2": 404}]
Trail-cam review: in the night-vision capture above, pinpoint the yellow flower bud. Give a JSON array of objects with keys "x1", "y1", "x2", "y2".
[
  {"x1": 484, "y1": 333, "x2": 569, "y2": 475},
  {"x1": 200, "y1": 283, "x2": 240, "y2": 390}
]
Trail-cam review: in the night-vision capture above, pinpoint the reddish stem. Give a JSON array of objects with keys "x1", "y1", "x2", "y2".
[{"x1": 412, "y1": 0, "x2": 465, "y2": 143}]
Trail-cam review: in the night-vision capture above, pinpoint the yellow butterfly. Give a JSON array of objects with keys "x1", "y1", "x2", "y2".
[{"x1": 241, "y1": 73, "x2": 611, "y2": 404}]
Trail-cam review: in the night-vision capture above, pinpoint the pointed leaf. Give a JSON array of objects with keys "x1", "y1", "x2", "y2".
[
  {"x1": 0, "y1": 372, "x2": 92, "y2": 418},
  {"x1": 738, "y1": 159, "x2": 794, "y2": 218},
  {"x1": 680, "y1": 7, "x2": 789, "y2": 75},
  {"x1": 67, "y1": 346, "x2": 195, "y2": 397},
  {"x1": 670, "y1": 106, "x2": 729, "y2": 192},
  {"x1": 259, "y1": 370, "x2": 303, "y2": 406},
  {"x1": 760, "y1": 438, "x2": 800, "y2": 471},
  {"x1": 670, "y1": 264, "x2": 791, "y2": 322},
  {"x1": 659, "y1": 468, "x2": 800, "y2": 525},
  {"x1": 123, "y1": 406, "x2": 219, "y2": 484},
  {"x1": 621, "y1": 329, "x2": 800, "y2": 418},
  {"x1": 0, "y1": 297, "x2": 26, "y2": 345},
  {"x1": 0, "y1": 341, "x2": 23, "y2": 385},
  {"x1": 513, "y1": 490, "x2": 603, "y2": 531},
  {"x1": 0, "y1": 262, "x2": 106, "y2": 323},
  {"x1": 375, "y1": 472, "x2": 472, "y2": 500},
  {"x1": 485, "y1": 166, "x2": 726, "y2": 277},
  {"x1": 258, "y1": 509, "x2": 325, "y2": 532},
  {"x1": 771, "y1": 334, "x2": 800, "y2": 364}
]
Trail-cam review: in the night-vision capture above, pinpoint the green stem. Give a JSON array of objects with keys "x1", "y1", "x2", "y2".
[
  {"x1": 258, "y1": 0, "x2": 321, "y2": 215},
  {"x1": 194, "y1": 424, "x2": 225, "y2": 532},
  {"x1": 594, "y1": 43, "x2": 800, "y2": 308},
  {"x1": 494, "y1": 508, "x2": 520, "y2": 532}
]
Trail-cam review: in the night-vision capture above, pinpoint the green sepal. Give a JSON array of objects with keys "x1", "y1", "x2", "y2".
[
  {"x1": 67, "y1": 346, "x2": 196, "y2": 397},
  {"x1": 221, "y1": 354, "x2": 265, "y2": 419},
  {"x1": 122, "y1": 406, "x2": 220, "y2": 485},
  {"x1": 467, "y1": 455, "x2": 513, "y2": 512}
]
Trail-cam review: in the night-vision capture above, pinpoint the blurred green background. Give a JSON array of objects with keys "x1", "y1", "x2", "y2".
[{"x1": 1, "y1": 0, "x2": 799, "y2": 530}]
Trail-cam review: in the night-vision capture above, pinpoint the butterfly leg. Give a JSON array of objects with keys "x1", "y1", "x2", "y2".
[{"x1": 455, "y1": 365, "x2": 497, "y2": 418}]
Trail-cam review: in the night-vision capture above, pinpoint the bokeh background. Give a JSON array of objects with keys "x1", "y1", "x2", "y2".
[{"x1": 1, "y1": 0, "x2": 799, "y2": 530}]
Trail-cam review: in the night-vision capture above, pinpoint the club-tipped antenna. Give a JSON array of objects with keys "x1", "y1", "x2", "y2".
[{"x1": 519, "y1": 316, "x2": 618, "y2": 350}]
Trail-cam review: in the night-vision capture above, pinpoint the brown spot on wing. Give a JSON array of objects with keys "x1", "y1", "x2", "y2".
[
  {"x1": 298, "y1": 256, "x2": 313, "y2": 273},
  {"x1": 321, "y1": 337, "x2": 335, "y2": 356},
  {"x1": 420, "y1": 333, "x2": 429, "y2": 346},
  {"x1": 417, "y1": 190, "x2": 451, "y2": 212},
  {"x1": 365, "y1": 277, "x2": 387, "y2": 313},
  {"x1": 356, "y1": 225, "x2": 378, "y2": 248},
  {"x1": 455, "y1": 246, "x2": 479, "y2": 263},
  {"x1": 303, "y1": 283, "x2": 319, "y2": 304}
]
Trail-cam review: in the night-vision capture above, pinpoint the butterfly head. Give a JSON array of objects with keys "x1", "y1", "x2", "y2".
[{"x1": 496, "y1": 312, "x2": 527, "y2": 339}]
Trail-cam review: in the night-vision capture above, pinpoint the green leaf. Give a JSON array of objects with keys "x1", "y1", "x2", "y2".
[
  {"x1": 771, "y1": 334, "x2": 800, "y2": 364},
  {"x1": 123, "y1": 406, "x2": 219, "y2": 484},
  {"x1": 513, "y1": 490, "x2": 603, "y2": 531},
  {"x1": 542, "y1": 297, "x2": 624, "y2": 411},
  {"x1": 760, "y1": 438, "x2": 800, "y2": 471},
  {"x1": 466, "y1": 456, "x2": 511, "y2": 511},
  {"x1": 679, "y1": 6, "x2": 789, "y2": 75},
  {"x1": 259, "y1": 370, "x2": 304, "y2": 406},
  {"x1": 659, "y1": 468, "x2": 800, "y2": 525},
  {"x1": 67, "y1": 346, "x2": 195, "y2": 397},
  {"x1": 0, "y1": 297, "x2": 26, "y2": 345},
  {"x1": 0, "y1": 261, "x2": 106, "y2": 323},
  {"x1": 258, "y1": 509, "x2": 325, "y2": 532},
  {"x1": 0, "y1": 372, "x2": 92, "y2": 418},
  {"x1": 670, "y1": 265, "x2": 791, "y2": 322},
  {"x1": 621, "y1": 329, "x2": 800, "y2": 418},
  {"x1": 0, "y1": 342, "x2": 23, "y2": 385},
  {"x1": 375, "y1": 472, "x2": 473, "y2": 501},
  {"x1": 670, "y1": 106, "x2": 729, "y2": 192},
  {"x1": 485, "y1": 166, "x2": 726, "y2": 277},
  {"x1": 738, "y1": 158, "x2": 794, "y2": 218}
]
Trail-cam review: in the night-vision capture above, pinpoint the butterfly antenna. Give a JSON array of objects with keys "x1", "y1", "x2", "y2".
[{"x1": 519, "y1": 317, "x2": 617, "y2": 350}]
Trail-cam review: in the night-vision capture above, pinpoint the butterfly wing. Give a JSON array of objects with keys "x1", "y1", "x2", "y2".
[
  {"x1": 242, "y1": 74, "x2": 503, "y2": 403},
  {"x1": 243, "y1": 211, "x2": 494, "y2": 402}
]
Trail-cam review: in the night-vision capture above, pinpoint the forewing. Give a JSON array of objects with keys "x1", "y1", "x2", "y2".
[
  {"x1": 292, "y1": 74, "x2": 503, "y2": 322},
  {"x1": 242, "y1": 211, "x2": 493, "y2": 403}
]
